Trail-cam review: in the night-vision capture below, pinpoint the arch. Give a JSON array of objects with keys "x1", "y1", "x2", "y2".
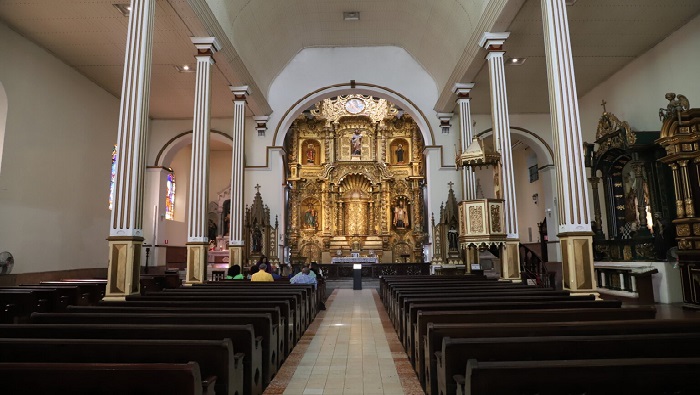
[
  {"x1": 155, "y1": 130, "x2": 233, "y2": 167},
  {"x1": 272, "y1": 82, "x2": 435, "y2": 147},
  {"x1": 475, "y1": 126, "x2": 555, "y2": 167},
  {"x1": 0, "y1": 81, "x2": 7, "y2": 173}
]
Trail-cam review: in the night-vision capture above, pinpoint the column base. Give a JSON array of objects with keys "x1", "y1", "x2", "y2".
[
  {"x1": 105, "y1": 236, "x2": 143, "y2": 301},
  {"x1": 229, "y1": 245, "x2": 245, "y2": 268},
  {"x1": 559, "y1": 231, "x2": 597, "y2": 293},
  {"x1": 185, "y1": 242, "x2": 209, "y2": 285},
  {"x1": 500, "y1": 240, "x2": 521, "y2": 281}
]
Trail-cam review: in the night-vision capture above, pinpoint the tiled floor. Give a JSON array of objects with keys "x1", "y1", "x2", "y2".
[{"x1": 264, "y1": 288, "x2": 423, "y2": 395}]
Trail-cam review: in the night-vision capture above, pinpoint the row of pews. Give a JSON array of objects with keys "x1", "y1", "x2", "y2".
[
  {"x1": 0, "y1": 275, "x2": 322, "y2": 395},
  {"x1": 380, "y1": 274, "x2": 700, "y2": 395}
]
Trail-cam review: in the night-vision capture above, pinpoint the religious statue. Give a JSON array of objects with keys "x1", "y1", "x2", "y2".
[
  {"x1": 207, "y1": 219, "x2": 218, "y2": 241},
  {"x1": 351, "y1": 129, "x2": 362, "y2": 156},
  {"x1": 447, "y1": 225, "x2": 458, "y2": 250},
  {"x1": 394, "y1": 200, "x2": 408, "y2": 228},
  {"x1": 304, "y1": 205, "x2": 318, "y2": 229},
  {"x1": 252, "y1": 224, "x2": 263, "y2": 252},
  {"x1": 395, "y1": 143, "x2": 404, "y2": 164},
  {"x1": 306, "y1": 143, "x2": 315, "y2": 164}
]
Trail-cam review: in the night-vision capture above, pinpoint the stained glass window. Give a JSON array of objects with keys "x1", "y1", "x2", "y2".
[
  {"x1": 165, "y1": 172, "x2": 176, "y2": 220},
  {"x1": 109, "y1": 145, "x2": 117, "y2": 210}
]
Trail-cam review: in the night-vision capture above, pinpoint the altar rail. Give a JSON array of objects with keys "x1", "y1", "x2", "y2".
[{"x1": 293, "y1": 263, "x2": 430, "y2": 278}]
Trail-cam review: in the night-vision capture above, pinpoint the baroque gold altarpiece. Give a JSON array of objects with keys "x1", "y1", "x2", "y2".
[{"x1": 285, "y1": 95, "x2": 426, "y2": 263}]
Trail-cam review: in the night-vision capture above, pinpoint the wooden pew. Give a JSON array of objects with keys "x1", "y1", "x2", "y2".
[
  {"x1": 424, "y1": 319, "x2": 700, "y2": 395},
  {"x1": 100, "y1": 299, "x2": 296, "y2": 357},
  {"x1": 415, "y1": 306, "x2": 656, "y2": 393},
  {"x1": 135, "y1": 293, "x2": 304, "y2": 340},
  {"x1": 19, "y1": 284, "x2": 89, "y2": 306},
  {"x1": 31, "y1": 311, "x2": 276, "y2": 389},
  {"x1": 379, "y1": 275, "x2": 489, "y2": 301},
  {"x1": 68, "y1": 304, "x2": 287, "y2": 365},
  {"x1": 0, "y1": 289, "x2": 50, "y2": 323},
  {"x1": 0, "y1": 338, "x2": 240, "y2": 395},
  {"x1": 0, "y1": 323, "x2": 250, "y2": 395},
  {"x1": 438, "y1": 332, "x2": 700, "y2": 395},
  {"x1": 407, "y1": 299, "x2": 622, "y2": 364},
  {"x1": 455, "y1": 357, "x2": 700, "y2": 395},
  {"x1": 40, "y1": 281, "x2": 105, "y2": 303},
  {"x1": 0, "y1": 361, "x2": 213, "y2": 395}
]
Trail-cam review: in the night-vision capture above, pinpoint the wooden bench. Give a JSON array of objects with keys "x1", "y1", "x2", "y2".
[
  {"x1": 31, "y1": 311, "x2": 276, "y2": 389},
  {"x1": 40, "y1": 281, "x2": 105, "y2": 303},
  {"x1": 100, "y1": 299, "x2": 296, "y2": 357},
  {"x1": 438, "y1": 332, "x2": 700, "y2": 395},
  {"x1": 137, "y1": 292, "x2": 305, "y2": 337},
  {"x1": 0, "y1": 361, "x2": 214, "y2": 395},
  {"x1": 0, "y1": 338, "x2": 240, "y2": 395},
  {"x1": 68, "y1": 304, "x2": 287, "y2": 365},
  {"x1": 407, "y1": 299, "x2": 622, "y2": 364},
  {"x1": 424, "y1": 318, "x2": 700, "y2": 395},
  {"x1": 455, "y1": 357, "x2": 700, "y2": 395},
  {"x1": 0, "y1": 289, "x2": 50, "y2": 323}
]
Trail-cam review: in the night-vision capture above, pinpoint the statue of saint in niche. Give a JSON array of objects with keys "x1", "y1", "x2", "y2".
[
  {"x1": 306, "y1": 143, "x2": 316, "y2": 164},
  {"x1": 395, "y1": 143, "x2": 405, "y2": 164},
  {"x1": 351, "y1": 130, "x2": 362, "y2": 156},
  {"x1": 304, "y1": 205, "x2": 318, "y2": 229},
  {"x1": 393, "y1": 200, "x2": 409, "y2": 229}
]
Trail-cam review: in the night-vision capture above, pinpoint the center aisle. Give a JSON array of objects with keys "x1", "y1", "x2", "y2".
[{"x1": 264, "y1": 288, "x2": 423, "y2": 395}]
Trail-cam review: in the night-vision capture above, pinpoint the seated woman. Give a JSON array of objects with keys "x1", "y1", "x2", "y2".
[{"x1": 225, "y1": 265, "x2": 244, "y2": 280}]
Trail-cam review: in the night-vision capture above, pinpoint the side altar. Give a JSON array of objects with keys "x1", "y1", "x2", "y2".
[{"x1": 285, "y1": 95, "x2": 427, "y2": 264}]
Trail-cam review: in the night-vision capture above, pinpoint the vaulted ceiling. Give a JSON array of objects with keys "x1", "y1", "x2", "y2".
[{"x1": 1, "y1": 0, "x2": 699, "y2": 119}]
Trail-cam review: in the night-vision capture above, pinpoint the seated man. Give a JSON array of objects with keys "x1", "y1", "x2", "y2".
[
  {"x1": 251, "y1": 263, "x2": 274, "y2": 282},
  {"x1": 290, "y1": 267, "x2": 317, "y2": 287}
]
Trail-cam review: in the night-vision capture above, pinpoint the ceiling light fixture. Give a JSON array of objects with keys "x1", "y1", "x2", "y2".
[
  {"x1": 343, "y1": 12, "x2": 360, "y2": 21},
  {"x1": 507, "y1": 57, "x2": 527, "y2": 66},
  {"x1": 113, "y1": 3, "x2": 132, "y2": 17},
  {"x1": 175, "y1": 65, "x2": 194, "y2": 73}
]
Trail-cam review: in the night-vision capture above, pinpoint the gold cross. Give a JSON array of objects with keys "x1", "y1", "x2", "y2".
[
  {"x1": 601, "y1": 99, "x2": 607, "y2": 112},
  {"x1": 255, "y1": 184, "x2": 261, "y2": 193},
  {"x1": 447, "y1": 181, "x2": 454, "y2": 190}
]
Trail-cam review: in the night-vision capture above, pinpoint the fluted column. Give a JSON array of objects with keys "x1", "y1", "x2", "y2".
[
  {"x1": 454, "y1": 83, "x2": 477, "y2": 201},
  {"x1": 228, "y1": 86, "x2": 250, "y2": 267},
  {"x1": 185, "y1": 37, "x2": 220, "y2": 284},
  {"x1": 541, "y1": 0, "x2": 595, "y2": 293},
  {"x1": 105, "y1": 0, "x2": 155, "y2": 301},
  {"x1": 479, "y1": 32, "x2": 520, "y2": 280}
]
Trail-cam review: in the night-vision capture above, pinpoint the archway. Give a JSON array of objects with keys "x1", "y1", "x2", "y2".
[
  {"x1": 475, "y1": 126, "x2": 560, "y2": 261},
  {"x1": 272, "y1": 83, "x2": 435, "y2": 147}
]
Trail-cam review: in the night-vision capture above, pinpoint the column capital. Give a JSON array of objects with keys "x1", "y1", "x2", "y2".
[
  {"x1": 190, "y1": 37, "x2": 221, "y2": 56},
  {"x1": 478, "y1": 32, "x2": 510, "y2": 51},
  {"x1": 254, "y1": 115, "x2": 269, "y2": 136},
  {"x1": 437, "y1": 113, "x2": 453, "y2": 134},
  {"x1": 453, "y1": 83, "x2": 475, "y2": 99},
  {"x1": 230, "y1": 85, "x2": 250, "y2": 101}
]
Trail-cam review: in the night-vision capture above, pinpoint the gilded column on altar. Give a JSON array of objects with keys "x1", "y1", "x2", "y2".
[
  {"x1": 185, "y1": 37, "x2": 220, "y2": 284},
  {"x1": 228, "y1": 86, "x2": 250, "y2": 267},
  {"x1": 105, "y1": 0, "x2": 156, "y2": 301},
  {"x1": 479, "y1": 32, "x2": 520, "y2": 280},
  {"x1": 541, "y1": 0, "x2": 596, "y2": 293}
]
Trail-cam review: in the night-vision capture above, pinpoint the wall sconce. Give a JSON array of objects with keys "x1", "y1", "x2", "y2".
[{"x1": 532, "y1": 193, "x2": 539, "y2": 205}]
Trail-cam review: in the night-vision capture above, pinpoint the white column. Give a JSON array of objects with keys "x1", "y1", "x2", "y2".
[
  {"x1": 479, "y1": 32, "x2": 519, "y2": 240},
  {"x1": 187, "y1": 37, "x2": 220, "y2": 243},
  {"x1": 228, "y1": 86, "x2": 250, "y2": 265},
  {"x1": 105, "y1": 0, "x2": 156, "y2": 300},
  {"x1": 541, "y1": 0, "x2": 591, "y2": 234},
  {"x1": 541, "y1": 0, "x2": 595, "y2": 293},
  {"x1": 453, "y1": 83, "x2": 477, "y2": 201},
  {"x1": 110, "y1": 0, "x2": 155, "y2": 238}
]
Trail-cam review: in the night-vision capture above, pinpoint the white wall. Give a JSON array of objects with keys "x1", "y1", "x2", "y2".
[{"x1": 0, "y1": 22, "x2": 119, "y2": 273}]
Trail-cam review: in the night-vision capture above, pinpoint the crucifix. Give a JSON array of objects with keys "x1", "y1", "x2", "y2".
[
  {"x1": 447, "y1": 181, "x2": 455, "y2": 190},
  {"x1": 601, "y1": 99, "x2": 607, "y2": 113},
  {"x1": 254, "y1": 184, "x2": 261, "y2": 194}
]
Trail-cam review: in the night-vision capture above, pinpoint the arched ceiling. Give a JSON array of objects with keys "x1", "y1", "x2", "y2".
[{"x1": 206, "y1": 0, "x2": 490, "y2": 96}]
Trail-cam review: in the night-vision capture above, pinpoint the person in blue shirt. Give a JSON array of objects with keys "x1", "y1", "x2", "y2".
[{"x1": 290, "y1": 267, "x2": 317, "y2": 287}]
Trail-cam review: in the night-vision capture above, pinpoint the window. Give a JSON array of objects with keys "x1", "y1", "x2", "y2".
[
  {"x1": 165, "y1": 172, "x2": 176, "y2": 220},
  {"x1": 529, "y1": 164, "x2": 539, "y2": 183},
  {"x1": 108, "y1": 145, "x2": 117, "y2": 210}
]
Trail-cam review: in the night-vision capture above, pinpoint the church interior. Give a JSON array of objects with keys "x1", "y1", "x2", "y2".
[{"x1": 1, "y1": 0, "x2": 700, "y2": 394}]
